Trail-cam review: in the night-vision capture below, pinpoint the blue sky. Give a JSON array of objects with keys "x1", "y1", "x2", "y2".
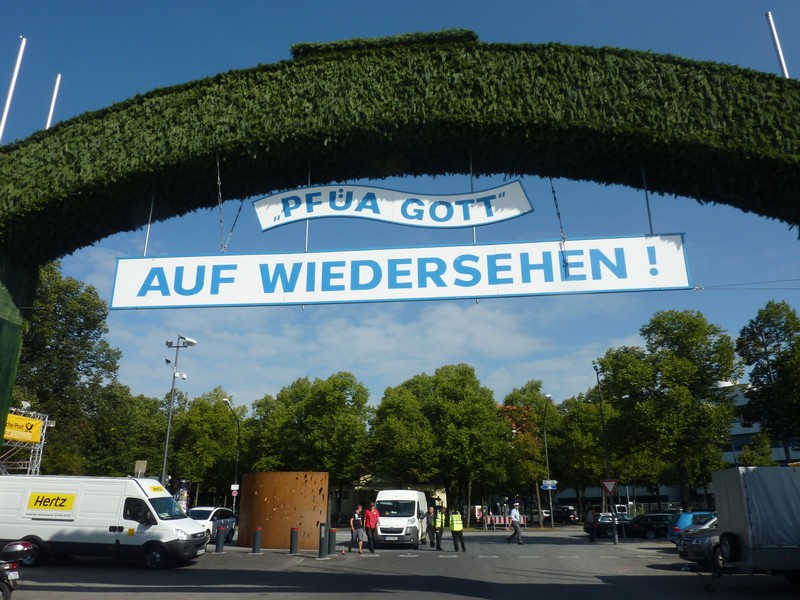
[{"x1": 2, "y1": 1, "x2": 799, "y2": 408}]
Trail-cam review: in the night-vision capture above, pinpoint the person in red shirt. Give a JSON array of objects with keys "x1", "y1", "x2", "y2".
[{"x1": 363, "y1": 500, "x2": 380, "y2": 553}]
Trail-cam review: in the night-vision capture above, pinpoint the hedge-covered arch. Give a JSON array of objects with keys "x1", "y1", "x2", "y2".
[{"x1": 2, "y1": 29, "x2": 800, "y2": 430}]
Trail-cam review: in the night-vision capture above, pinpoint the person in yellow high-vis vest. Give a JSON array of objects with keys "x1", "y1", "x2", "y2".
[
  {"x1": 450, "y1": 508, "x2": 466, "y2": 552},
  {"x1": 434, "y1": 506, "x2": 446, "y2": 551}
]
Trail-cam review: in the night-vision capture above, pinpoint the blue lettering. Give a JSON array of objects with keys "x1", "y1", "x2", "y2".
[
  {"x1": 329, "y1": 189, "x2": 353, "y2": 211},
  {"x1": 306, "y1": 261, "x2": 316, "y2": 292},
  {"x1": 417, "y1": 257, "x2": 447, "y2": 288},
  {"x1": 520, "y1": 252, "x2": 555, "y2": 283},
  {"x1": 487, "y1": 253, "x2": 513, "y2": 285},
  {"x1": 454, "y1": 254, "x2": 481, "y2": 287},
  {"x1": 560, "y1": 250, "x2": 586, "y2": 280},
  {"x1": 304, "y1": 191, "x2": 322, "y2": 213},
  {"x1": 429, "y1": 200, "x2": 454, "y2": 223},
  {"x1": 388, "y1": 258, "x2": 413, "y2": 289},
  {"x1": 259, "y1": 263, "x2": 302, "y2": 293},
  {"x1": 321, "y1": 261, "x2": 346, "y2": 291},
  {"x1": 355, "y1": 192, "x2": 380, "y2": 214},
  {"x1": 174, "y1": 266, "x2": 205, "y2": 296},
  {"x1": 210, "y1": 265, "x2": 237, "y2": 294},
  {"x1": 137, "y1": 267, "x2": 171, "y2": 297},
  {"x1": 475, "y1": 194, "x2": 496, "y2": 217},
  {"x1": 455, "y1": 199, "x2": 475, "y2": 220},
  {"x1": 590, "y1": 248, "x2": 627, "y2": 279},
  {"x1": 401, "y1": 198, "x2": 424, "y2": 221},
  {"x1": 282, "y1": 195, "x2": 301, "y2": 217},
  {"x1": 351, "y1": 260, "x2": 381, "y2": 290}
]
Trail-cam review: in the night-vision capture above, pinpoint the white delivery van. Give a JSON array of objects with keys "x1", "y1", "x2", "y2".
[
  {"x1": 375, "y1": 489, "x2": 427, "y2": 549},
  {"x1": 0, "y1": 476, "x2": 207, "y2": 569}
]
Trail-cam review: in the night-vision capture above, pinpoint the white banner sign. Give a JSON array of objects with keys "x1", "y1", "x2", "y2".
[
  {"x1": 111, "y1": 235, "x2": 690, "y2": 309},
  {"x1": 252, "y1": 181, "x2": 532, "y2": 231}
]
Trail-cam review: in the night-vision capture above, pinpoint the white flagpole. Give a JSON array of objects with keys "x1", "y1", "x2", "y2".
[
  {"x1": 46, "y1": 73, "x2": 62, "y2": 129},
  {"x1": 766, "y1": 11, "x2": 790, "y2": 79},
  {"x1": 0, "y1": 35, "x2": 27, "y2": 145}
]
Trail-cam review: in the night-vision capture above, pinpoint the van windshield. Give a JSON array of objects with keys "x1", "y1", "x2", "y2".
[
  {"x1": 149, "y1": 497, "x2": 188, "y2": 521},
  {"x1": 377, "y1": 500, "x2": 415, "y2": 518}
]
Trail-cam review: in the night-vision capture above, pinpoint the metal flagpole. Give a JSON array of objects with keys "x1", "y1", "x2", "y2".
[
  {"x1": 766, "y1": 11, "x2": 790, "y2": 79},
  {"x1": 46, "y1": 73, "x2": 62, "y2": 129},
  {"x1": 0, "y1": 36, "x2": 27, "y2": 145}
]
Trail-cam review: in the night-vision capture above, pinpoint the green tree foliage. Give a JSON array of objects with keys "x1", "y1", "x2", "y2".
[
  {"x1": 551, "y1": 394, "x2": 605, "y2": 503},
  {"x1": 736, "y1": 300, "x2": 800, "y2": 460},
  {"x1": 370, "y1": 386, "x2": 437, "y2": 485},
  {"x1": 83, "y1": 383, "x2": 165, "y2": 476},
  {"x1": 737, "y1": 432, "x2": 778, "y2": 467},
  {"x1": 597, "y1": 310, "x2": 742, "y2": 510},
  {"x1": 12, "y1": 261, "x2": 121, "y2": 473},
  {"x1": 248, "y1": 372, "x2": 371, "y2": 493}
]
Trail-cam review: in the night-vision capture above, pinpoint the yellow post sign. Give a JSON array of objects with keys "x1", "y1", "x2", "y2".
[{"x1": 3, "y1": 413, "x2": 43, "y2": 443}]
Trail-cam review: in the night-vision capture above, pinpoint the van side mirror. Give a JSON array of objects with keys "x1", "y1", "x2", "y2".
[{"x1": 418, "y1": 510, "x2": 425, "y2": 519}]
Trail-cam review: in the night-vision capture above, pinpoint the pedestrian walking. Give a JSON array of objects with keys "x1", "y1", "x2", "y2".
[
  {"x1": 364, "y1": 500, "x2": 380, "y2": 553},
  {"x1": 450, "y1": 508, "x2": 466, "y2": 552},
  {"x1": 506, "y1": 501, "x2": 524, "y2": 545},
  {"x1": 586, "y1": 507, "x2": 597, "y2": 542},
  {"x1": 425, "y1": 505, "x2": 437, "y2": 548},
  {"x1": 348, "y1": 504, "x2": 365, "y2": 554}
]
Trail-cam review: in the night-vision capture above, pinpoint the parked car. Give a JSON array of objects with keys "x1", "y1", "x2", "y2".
[
  {"x1": 584, "y1": 513, "x2": 633, "y2": 538},
  {"x1": 630, "y1": 513, "x2": 672, "y2": 539},
  {"x1": 554, "y1": 506, "x2": 578, "y2": 524},
  {"x1": 674, "y1": 513, "x2": 717, "y2": 548},
  {"x1": 678, "y1": 526, "x2": 723, "y2": 569},
  {"x1": 188, "y1": 506, "x2": 237, "y2": 543},
  {"x1": 666, "y1": 511, "x2": 714, "y2": 544},
  {"x1": 530, "y1": 509, "x2": 551, "y2": 523}
]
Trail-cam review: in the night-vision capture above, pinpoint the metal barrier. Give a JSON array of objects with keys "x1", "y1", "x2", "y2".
[{"x1": 485, "y1": 515, "x2": 527, "y2": 529}]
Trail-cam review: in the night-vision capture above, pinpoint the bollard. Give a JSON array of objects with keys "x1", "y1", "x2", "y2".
[
  {"x1": 289, "y1": 527, "x2": 299, "y2": 555},
  {"x1": 252, "y1": 526, "x2": 262, "y2": 554},
  {"x1": 328, "y1": 527, "x2": 337, "y2": 555},
  {"x1": 215, "y1": 527, "x2": 225, "y2": 553},
  {"x1": 318, "y1": 523, "x2": 328, "y2": 558}
]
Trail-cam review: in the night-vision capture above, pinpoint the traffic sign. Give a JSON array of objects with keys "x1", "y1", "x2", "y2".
[
  {"x1": 600, "y1": 479, "x2": 618, "y2": 495},
  {"x1": 541, "y1": 484, "x2": 557, "y2": 491},
  {"x1": 231, "y1": 484, "x2": 240, "y2": 491},
  {"x1": 542, "y1": 479, "x2": 558, "y2": 486},
  {"x1": 232, "y1": 490, "x2": 239, "y2": 497}
]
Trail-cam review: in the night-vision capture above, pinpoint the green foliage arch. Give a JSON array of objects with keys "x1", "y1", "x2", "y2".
[{"x1": 2, "y1": 29, "x2": 800, "y2": 265}]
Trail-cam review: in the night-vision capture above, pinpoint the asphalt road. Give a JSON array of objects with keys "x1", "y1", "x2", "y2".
[{"x1": 12, "y1": 528, "x2": 798, "y2": 599}]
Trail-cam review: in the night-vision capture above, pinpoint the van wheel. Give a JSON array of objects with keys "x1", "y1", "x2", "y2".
[
  {"x1": 412, "y1": 533, "x2": 419, "y2": 550},
  {"x1": 143, "y1": 545, "x2": 168, "y2": 569},
  {"x1": 21, "y1": 540, "x2": 42, "y2": 567},
  {"x1": 720, "y1": 533, "x2": 741, "y2": 563}
]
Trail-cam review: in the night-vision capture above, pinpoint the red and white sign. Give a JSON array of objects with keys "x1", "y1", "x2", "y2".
[{"x1": 601, "y1": 479, "x2": 618, "y2": 495}]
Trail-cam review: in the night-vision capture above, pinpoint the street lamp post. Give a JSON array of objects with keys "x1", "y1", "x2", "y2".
[
  {"x1": 542, "y1": 394, "x2": 555, "y2": 529},
  {"x1": 160, "y1": 335, "x2": 197, "y2": 485},
  {"x1": 593, "y1": 362, "x2": 618, "y2": 545},
  {"x1": 223, "y1": 398, "x2": 241, "y2": 515}
]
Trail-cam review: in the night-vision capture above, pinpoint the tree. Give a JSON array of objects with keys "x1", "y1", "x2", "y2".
[
  {"x1": 736, "y1": 300, "x2": 800, "y2": 460},
  {"x1": 737, "y1": 432, "x2": 778, "y2": 467},
  {"x1": 370, "y1": 386, "x2": 437, "y2": 485},
  {"x1": 13, "y1": 262, "x2": 121, "y2": 473},
  {"x1": 597, "y1": 310, "x2": 742, "y2": 510}
]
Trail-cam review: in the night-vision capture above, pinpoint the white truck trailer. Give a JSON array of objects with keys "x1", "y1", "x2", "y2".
[
  {"x1": 713, "y1": 466, "x2": 800, "y2": 585},
  {"x1": 0, "y1": 476, "x2": 207, "y2": 568}
]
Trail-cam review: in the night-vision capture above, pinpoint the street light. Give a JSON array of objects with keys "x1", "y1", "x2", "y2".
[
  {"x1": 160, "y1": 334, "x2": 197, "y2": 485},
  {"x1": 593, "y1": 361, "x2": 618, "y2": 545},
  {"x1": 542, "y1": 394, "x2": 555, "y2": 529},
  {"x1": 222, "y1": 398, "x2": 241, "y2": 516}
]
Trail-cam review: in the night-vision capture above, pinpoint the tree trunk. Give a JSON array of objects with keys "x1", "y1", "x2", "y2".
[{"x1": 678, "y1": 460, "x2": 690, "y2": 511}]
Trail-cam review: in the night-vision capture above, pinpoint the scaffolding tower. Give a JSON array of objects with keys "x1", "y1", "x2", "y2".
[{"x1": 1, "y1": 406, "x2": 50, "y2": 475}]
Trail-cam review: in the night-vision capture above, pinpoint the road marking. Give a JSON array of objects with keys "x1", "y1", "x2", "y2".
[
  {"x1": 438, "y1": 554, "x2": 459, "y2": 558},
  {"x1": 477, "y1": 555, "x2": 499, "y2": 558},
  {"x1": 399, "y1": 554, "x2": 419, "y2": 558}
]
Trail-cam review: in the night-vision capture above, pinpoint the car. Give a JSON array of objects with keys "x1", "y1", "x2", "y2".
[
  {"x1": 530, "y1": 509, "x2": 551, "y2": 524},
  {"x1": 674, "y1": 513, "x2": 717, "y2": 547},
  {"x1": 666, "y1": 511, "x2": 714, "y2": 544},
  {"x1": 678, "y1": 526, "x2": 723, "y2": 570},
  {"x1": 187, "y1": 506, "x2": 237, "y2": 543},
  {"x1": 584, "y1": 513, "x2": 633, "y2": 538},
  {"x1": 629, "y1": 513, "x2": 672, "y2": 539},
  {"x1": 554, "y1": 506, "x2": 578, "y2": 524}
]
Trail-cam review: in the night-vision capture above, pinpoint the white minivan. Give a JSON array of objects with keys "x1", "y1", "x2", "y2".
[
  {"x1": 375, "y1": 489, "x2": 427, "y2": 549},
  {"x1": 0, "y1": 476, "x2": 207, "y2": 568}
]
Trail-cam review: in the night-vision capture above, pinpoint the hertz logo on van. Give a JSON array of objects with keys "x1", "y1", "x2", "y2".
[{"x1": 27, "y1": 493, "x2": 76, "y2": 511}]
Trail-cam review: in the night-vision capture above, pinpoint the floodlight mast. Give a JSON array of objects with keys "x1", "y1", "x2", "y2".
[{"x1": 160, "y1": 334, "x2": 197, "y2": 485}]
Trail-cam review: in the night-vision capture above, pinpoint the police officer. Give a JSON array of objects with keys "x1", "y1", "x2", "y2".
[
  {"x1": 450, "y1": 508, "x2": 466, "y2": 552},
  {"x1": 435, "y1": 505, "x2": 446, "y2": 551}
]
